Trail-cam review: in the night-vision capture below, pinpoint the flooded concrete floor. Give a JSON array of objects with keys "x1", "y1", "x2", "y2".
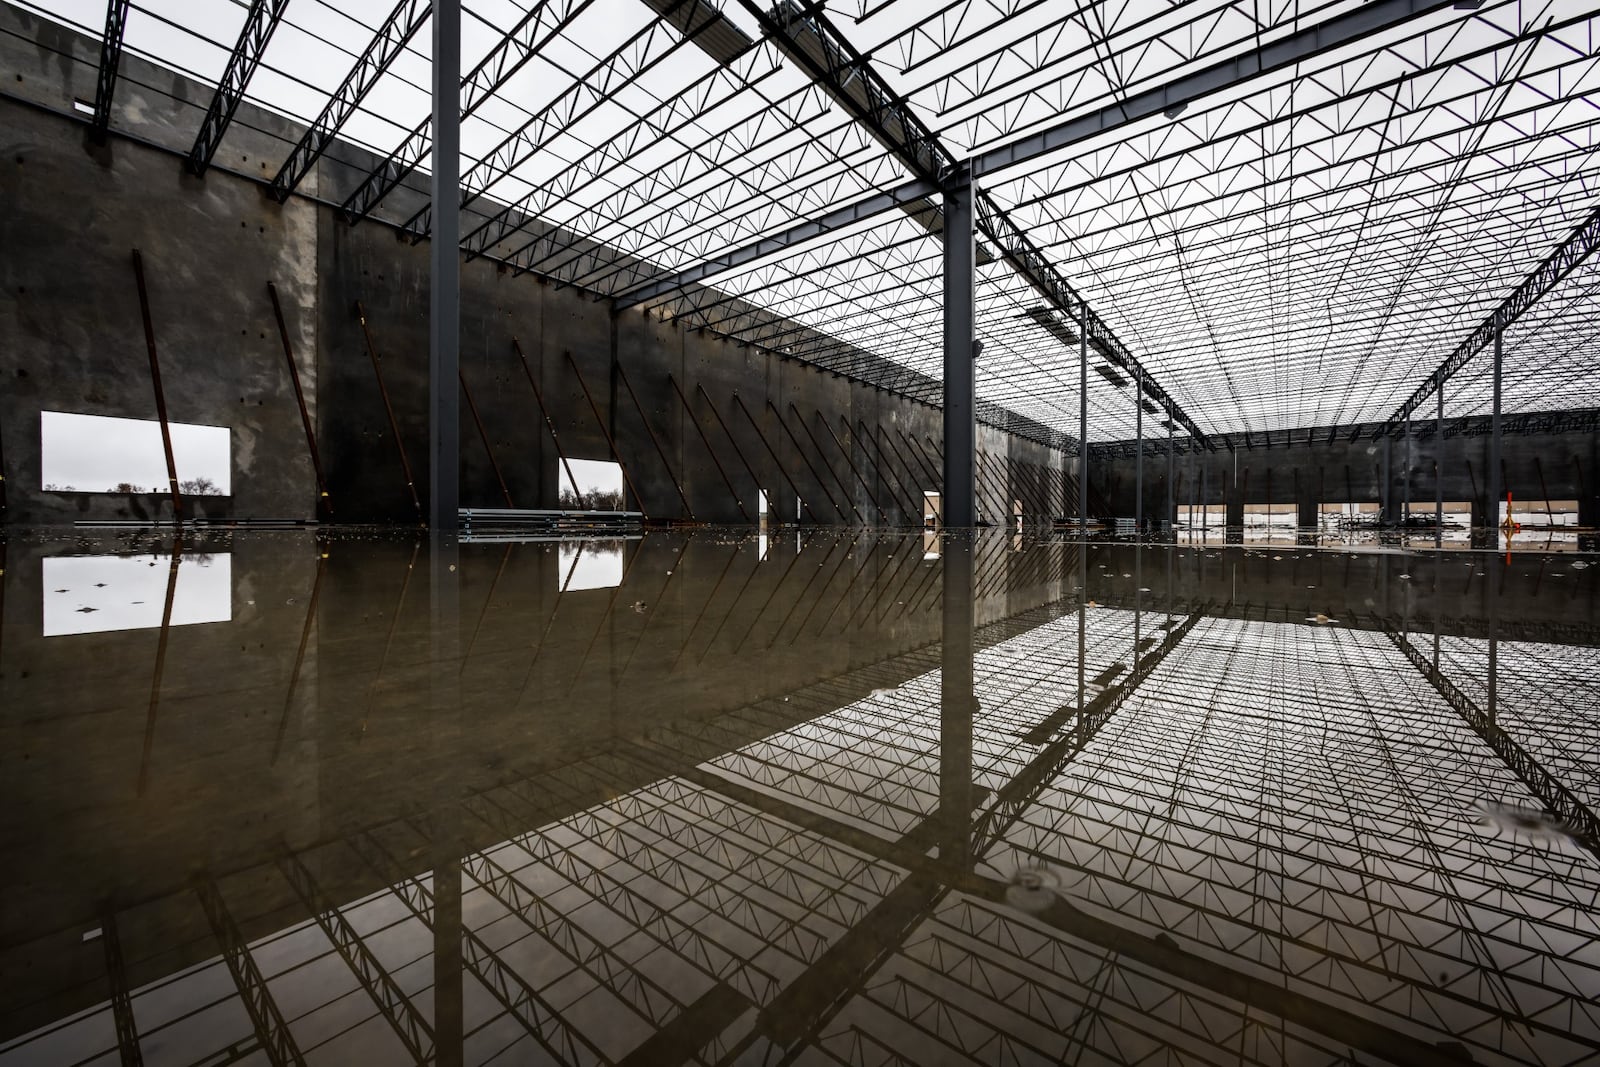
[{"x1": 1, "y1": 528, "x2": 1597, "y2": 1066}]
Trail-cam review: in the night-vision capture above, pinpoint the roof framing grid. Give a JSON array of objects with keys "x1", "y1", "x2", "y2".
[
  {"x1": 727, "y1": 0, "x2": 1209, "y2": 445},
  {"x1": 961, "y1": 1, "x2": 1600, "y2": 435},
  {"x1": 1383, "y1": 201, "x2": 1600, "y2": 435},
  {"x1": 610, "y1": 0, "x2": 1456, "y2": 304}
]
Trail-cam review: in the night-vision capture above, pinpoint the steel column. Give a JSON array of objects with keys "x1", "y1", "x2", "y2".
[
  {"x1": 1436, "y1": 382, "x2": 1444, "y2": 543},
  {"x1": 1135, "y1": 381, "x2": 1143, "y2": 533},
  {"x1": 1078, "y1": 296, "x2": 1088, "y2": 529},
  {"x1": 1488, "y1": 328, "x2": 1503, "y2": 536},
  {"x1": 942, "y1": 164, "x2": 976, "y2": 528},
  {"x1": 1403, "y1": 413, "x2": 1411, "y2": 523},
  {"x1": 1166, "y1": 423, "x2": 1174, "y2": 530},
  {"x1": 430, "y1": 0, "x2": 461, "y2": 531}
]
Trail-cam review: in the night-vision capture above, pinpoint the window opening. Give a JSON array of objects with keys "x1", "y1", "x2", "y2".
[
  {"x1": 558, "y1": 458, "x2": 625, "y2": 511},
  {"x1": 41, "y1": 411, "x2": 230, "y2": 495}
]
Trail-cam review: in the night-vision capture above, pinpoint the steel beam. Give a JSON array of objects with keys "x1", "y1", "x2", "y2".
[
  {"x1": 1386, "y1": 202, "x2": 1600, "y2": 432},
  {"x1": 943, "y1": 166, "x2": 976, "y2": 528},
  {"x1": 270, "y1": 0, "x2": 431, "y2": 200},
  {"x1": 90, "y1": 0, "x2": 130, "y2": 140},
  {"x1": 973, "y1": 0, "x2": 1454, "y2": 178},
  {"x1": 98, "y1": 908, "x2": 143, "y2": 1067},
  {"x1": 187, "y1": 0, "x2": 291, "y2": 175},
  {"x1": 195, "y1": 878, "x2": 307, "y2": 1067},
  {"x1": 277, "y1": 850, "x2": 434, "y2": 1062},
  {"x1": 430, "y1": 0, "x2": 460, "y2": 532}
]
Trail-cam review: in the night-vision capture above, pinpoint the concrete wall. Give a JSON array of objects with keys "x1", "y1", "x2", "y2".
[
  {"x1": 0, "y1": 8, "x2": 1072, "y2": 527},
  {"x1": 1092, "y1": 419, "x2": 1600, "y2": 529}
]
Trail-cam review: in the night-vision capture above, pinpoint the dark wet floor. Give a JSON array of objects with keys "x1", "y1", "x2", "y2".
[{"x1": 1, "y1": 528, "x2": 1598, "y2": 1066}]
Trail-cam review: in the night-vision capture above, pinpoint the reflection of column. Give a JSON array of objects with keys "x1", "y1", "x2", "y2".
[
  {"x1": 430, "y1": 530, "x2": 462, "y2": 1064},
  {"x1": 939, "y1": 538, "x2": 975, "y2": 868},
  {"x1": 432, "y1": 833, "x2": 463, "y2": 1067}
]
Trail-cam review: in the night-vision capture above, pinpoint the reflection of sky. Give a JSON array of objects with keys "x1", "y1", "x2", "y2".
[
  {"x1": 558, "y1": 541, "x2": 625, "y2": 592},
  {"x1": 41, "y1": 412, "x2": 231, "y2": 494},
  {"x1": 43, "y1": 554, "x2": 232, "y2": 636},
  {"x1": 558, "y1": 458, "x2": 622, "y2": 500}
]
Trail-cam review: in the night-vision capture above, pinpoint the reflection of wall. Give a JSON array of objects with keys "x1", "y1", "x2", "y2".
[{"x1": 1082, "y1": 542, "x2": 1600, "y2": 643}]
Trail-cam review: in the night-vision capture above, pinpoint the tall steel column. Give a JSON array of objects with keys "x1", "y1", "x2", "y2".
[
  {"x1": 1166, "y1": 422, "x2": 1174, "y2": 531},
  {"x1": 942, "y1": 164, "x2": 977, "y2": 528},
  {"x1": 428, "y1": 9, "x2": 463, "y2": 1066},
  {"x1": 1403, "y1": 413, "x2": 1411, "y2": 523},
  {"x1": 939, "y1": 540, "x2": 974, "y2": 866},
  {"x1": 1134, "y1": 381, "x2": 1143, "y2": 534},
  {"x1": 1436, "y1": 382, "x2": 1444, "y2": 544},
  {"x1": 430, "y1": 0, "x2": 461, "y2": 532},
  {"x1": 1078, "y1": 297, "x2": 1088, "y2": 529},
  {"x1": 1488, "y1": 328, "x2": 1503, "y2": 536}
]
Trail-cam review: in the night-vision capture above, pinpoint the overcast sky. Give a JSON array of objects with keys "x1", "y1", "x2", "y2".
[
  {"x1": 41, "y1": 411, "x2": 231, "y2": 493},
  {"x1": 559, "y1": 457, "x2": 622, "y2": 499}
]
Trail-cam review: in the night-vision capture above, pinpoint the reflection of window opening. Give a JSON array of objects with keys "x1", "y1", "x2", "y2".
[
  {"x1": 559, "y1": 458, "x2": 625, "y2": 511},
  {"x1": 758, "y1": 532, "x2": 768, "y2": 561},
  {"x1": 923, "y1": 530, "x2": 940, "y2": 559},
  {"x1": 43, "y1": 553, "x2": 231, "y2": 636},
  {"x1": 1317, "y1": 502, "x2": 1380, "y2": 528},
  {"x1": 41, "y1": 411, "x2": 231, "y2": 495},
  {"x1": 1240, "y1": 503, "x2": 1298, "y2": 529},
  {"x1": 922, "y1": 491, "x2": 941, "y2": 526},
  {"x1": 558, "y1": 540, "x2": 625, "y2": 591}
]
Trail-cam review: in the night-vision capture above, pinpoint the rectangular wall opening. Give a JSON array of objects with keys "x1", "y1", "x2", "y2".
[
  {"x1": 1503, "y1": 498, "x2": 1579, "y2": 526},
  {"x1": 41, "y1": 411, "x2": 230, "y2": 495},
  {"x1": 558, "y1": 458, "x2": 625, "y2": 511},
  {"x1": 923, "y1": 491, "x2": 941, "y2": 527}
]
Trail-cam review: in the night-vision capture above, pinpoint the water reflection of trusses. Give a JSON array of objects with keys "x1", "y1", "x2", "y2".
[{"x1": 4, "y1": 607, "x2": 1597, "y2": 1066}]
